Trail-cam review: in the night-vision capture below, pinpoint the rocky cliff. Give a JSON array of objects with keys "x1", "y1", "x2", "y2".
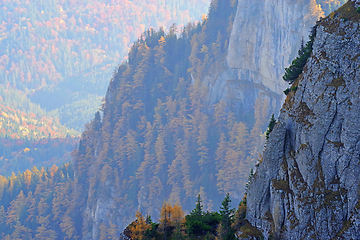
[
  {"x1": 246, "y1": 1, "x2": 360, "y2": 239},
  {"x1": 205, "y1": 0, "x2": 324, "y2": 117},
  {"x1": 77, "y1": 0, "x2": 349, "y2": 239}
]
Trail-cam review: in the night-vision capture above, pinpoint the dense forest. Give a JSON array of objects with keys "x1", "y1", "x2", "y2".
[
  {"x1": 0, "y1": 104, "x2": 77, "y2": 140},
  {"x1": 0, "y1": 164, "x2": 257, "y2": 239},
  {"x1": 0, "y1": 0, "x2": 211, "y2": 131},
  {"x1": 0, "y1": 137, "x2": 78, "y2": 177},
  {"x1": 0, "y1": 0, "x2": 251, "y2": 237},
  {"x1": 0, "y1": 0, "x2": 212, "y2": 207},
  {"x1": 0, "y1": 102, "x2": 78, "y2": 178},
  {"x1": 71, "y1": 0, "x2": 267, "y2": 236},
  {"x1": 0, "y1": 0, "x2": 350, "y2": 239},
  {"x1": 0, "y1": 163, "x2": 77, "y2": 239}
]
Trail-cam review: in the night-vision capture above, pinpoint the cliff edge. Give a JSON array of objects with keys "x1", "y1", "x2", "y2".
[
  {"x1": 205, "y1": 0, "x2": 323, "y2": 115},
  {"x1": 246, "y1": 1, "x2": 360, "y2": 239}
]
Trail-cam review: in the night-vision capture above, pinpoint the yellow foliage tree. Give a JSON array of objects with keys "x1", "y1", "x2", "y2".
[
  {"x1": 159, "y1": 203, "x2": 184, "y2": 226},
  {"x1": 129, "y1": 211, "x2": 151, "y2": 240}
]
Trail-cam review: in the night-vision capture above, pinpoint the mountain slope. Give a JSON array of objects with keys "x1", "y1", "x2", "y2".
[
  {"x1": 69, "y1": 0, "x2": 350, "y2": 238},
  {"x1": 0, "y1": 0, "x2": 211, "y2": 131},
  {"x1": 0, "y1": 0, "x2": 351, "y2": 239},
  {"x1": 0, "y1": 137, "x2": 78, "y2": 177},
  {"x1": 0, "y1": 104, "x2": 77, "y2": 139},
  {"x1": 72, "y1": 2, "x2": 254, "y2": 238},
  {"x1": 246, "y1": 1, "x2": 360, "y2": 238}
]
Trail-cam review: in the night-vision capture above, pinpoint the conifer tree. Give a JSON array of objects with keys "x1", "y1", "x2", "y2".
[
  {"x1": 265, "y1": 114, "x2": 276, "y2": 140},
  {"x1": 217, "y1": 193, "x2": 235, "y2": 240},
  {"x1": 129, "y1": 211, "x2": 151, "y2": 240}
]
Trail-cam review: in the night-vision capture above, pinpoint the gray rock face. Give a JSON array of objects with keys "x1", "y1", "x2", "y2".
[
  {"x1": 205, "y1": 0, "x2": 323, "y2": 114},
  {"x1": 246, "y1": 1, "x2": 360, "y2": 239},
  {"x1": 227, "y1": 0, "x2": 320, "y2": 94}
]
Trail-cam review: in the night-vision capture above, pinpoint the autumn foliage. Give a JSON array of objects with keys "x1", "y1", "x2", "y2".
[
  {"x1": 70, "y1": 1, "x2": 269, "y2": 237},
  {"x1": 0, "y1": 104, "x2": 77, "y2": 140},
  {"x1": 122, "y1": 194, "x2": 253, "y2": 239},
  {"x1": 0, "y1": 137, "x2": 78, "y2": 177},
  {"x1": 0, "y1": 0, "x2": 212, "y2": 130},
  {"x1": 0, "y1": 163, "x2": 78, "y2": 239}
]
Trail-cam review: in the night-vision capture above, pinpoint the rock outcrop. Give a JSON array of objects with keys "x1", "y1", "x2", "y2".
[
  {"x1": 246, "y1": 1, "x2": 360, "y2": 239},
  {"x1": 205, "y1": 0, "x2": 324, "y2": 116}
]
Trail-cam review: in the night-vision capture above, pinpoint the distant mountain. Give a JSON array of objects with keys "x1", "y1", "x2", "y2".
[
  {"x1": 0, "y1": 137, "x2": 78, "y2": 177},
  {"x1": 0, "y1": 0, "x2": 211, "y2": 131},
  {"x1": 0, "y1": 104, "x2": 77, "y2": 139}
]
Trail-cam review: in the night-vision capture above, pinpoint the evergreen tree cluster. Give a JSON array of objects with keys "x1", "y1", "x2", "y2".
[
  {"x1": 121, "y1": 194, "x2": 259, "y2": 240},
  {"x1": 265, "y1": 114, "x2": 276, "y2": 140},
  {"x1": 283, "y1": 25, "x2": 317, "y2": 84}
]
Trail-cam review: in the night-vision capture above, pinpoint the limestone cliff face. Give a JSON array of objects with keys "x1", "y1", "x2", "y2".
[
  {"x1": 227, "y1": 0, "x2": 321, "y2": 94},
  {"x1": 246, "y1": 1, "x2": 360, "y2": 239},
  {"x1": 206, "y1": 0, "x2": 322, "y2": 115}
]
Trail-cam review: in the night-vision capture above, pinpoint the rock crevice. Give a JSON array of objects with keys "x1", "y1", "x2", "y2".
[{"x1": 246, "y1": 1, "x2": 360, "y2": 239}]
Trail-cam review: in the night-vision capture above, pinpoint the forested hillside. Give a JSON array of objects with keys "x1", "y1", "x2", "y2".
[
  {"x1": 0, "y1": 163, "x2": 77, "y2": 239},
  {"x1": 71, "y1": 0, "x2": 267, "y2": 237},
  {"x1": 0, "y1": 104, "x2": 76, "y2": 140},
  {"x1": 0, "y1": 0, "x2": 211, "y2": 201},
  {"x1": 0, "y1": 0, "x2": 211, "y2": 131},
  {"x1": 0, "y1": 0, "x2": 350, "y2": 239},
  {"x1": 0, "y1": 1, "x2": 250, "y2": 238},
  {"x1": 0, "y1": 137, "x2": 77, "y2": 177}
]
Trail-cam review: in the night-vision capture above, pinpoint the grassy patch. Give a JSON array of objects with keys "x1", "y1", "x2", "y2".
[
  {"x1": 238, "y1": 220, "x2": 264, "y2": 239},
  {"x1": 326, "y1": 76, "x2": 345, "y2": 89},
  {"x1": 299, "y1": 143, "x2": 309, "y2": 150},
  {"x1": 320, "y1": 1, "x2": 360, "y2": 34},
  {"x1": 289, "y1": 160, "x2": 307, "y2": 192},
  {"x1": 272, "y1": 179, "x2": 292, "y2": 194},
  {"x1": 351, "y1": 53, "x2": 360, "y2": 61},
  {"x1": 326, "y1": 139, "x2": 344, "y2": 148},
  {"x1": 291, "y1": 101, "x2": 315, "y2": 127}
]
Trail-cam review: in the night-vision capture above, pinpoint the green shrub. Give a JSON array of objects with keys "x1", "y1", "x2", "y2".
[
  {"x1": 283, "y1": 25, "x2": 317, "y2": 84},
  {"x1": 265, "y1": 114, "x2": 276, "y2": 140},
  {"x1": 283, "y1": 88, "x2": 290, "y2": 95},
  {"x1": 357, "y1": 7, "x2": 360, "y2": 14},
  {"x1": 283, "y1": 86, "x2": 298, "y2": 95},
  {"x1": 291, "y1": 86, "x2": 298, "y2": 92}
]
